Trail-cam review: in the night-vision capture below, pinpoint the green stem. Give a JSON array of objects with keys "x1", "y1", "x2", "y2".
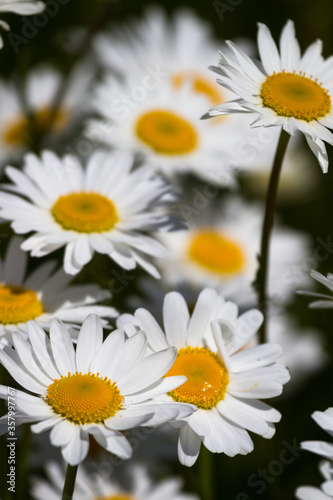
[
  {"x1": 257, "y1": 129, "x2": 291, "y2": 344},
  {"x1": 61, "y1": 464, "x2": 78, "y2": 500},
  {"x1": 199, "y1": 446, "x2": 213, "y2": 500}
]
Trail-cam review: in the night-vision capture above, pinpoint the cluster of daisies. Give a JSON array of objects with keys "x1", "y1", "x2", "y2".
[{"x1": 0, "y1": 2, "x2": 333, "y2": 499}]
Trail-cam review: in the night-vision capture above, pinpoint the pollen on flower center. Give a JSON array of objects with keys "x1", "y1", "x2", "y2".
[
  {"x1": 46, "y1": 372, "x2": 123, "y2": 424},
  {"x1": 3, "y1": 106, "x2": 69, "y2": 147},
  {"x1": 188, "y1": 230, "x2": 245, "y2": 275},
  {"x1": 135, "y1": 109, "x2": 198, "y2": 155},
  {"x1": 260, "y1": 71, "x2": 331, "y2": 121},
  {"x1": 0, "y1": 283, "x2": 43, "y2": 324},
  {"x1": 52, "y1": 192, "x2": 118, "y2": 233},
  {"x1": 165, "y1": 346, "x2": 229, "y2": 410},
  {"x1": 172, "y1": 71, "x2": 223, "y2": 105}
]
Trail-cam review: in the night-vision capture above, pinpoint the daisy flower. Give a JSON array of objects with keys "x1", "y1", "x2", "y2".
[
  {"x1": 87, "y1": 77, "x2": 244, "y2": 187},
  {"x1": 94, "y1": 7, "x2": 231, "y2": 111},
  {"x1": 32, "y1": 462, "x2": 199, "y2": 500},
  {"x1": 0, "y1": 149, "x2": 175, "y2": 276},
  {"x1": 118, "y1": 288, "x2": 290, "y2": 466},
  {"x1": 296, "y1": 461, "x2": 333, "y2": 499},
  {"x1": 0, "y1": 0, "x2": 44, "y2": 47},
  {"x1": 299, "y1": 270, "x2": 333, "y2": 308},
  {"x1": 0, "y1": 64, "x2": 91, "y2": 164},
  {"x1": 157, "y1": 196, "x2": 311, "y2": 307},
  {"x1": 0, "y1": 314, "x2": 195, "y2": 465},
  {"x1": 0, "y1": 237, "x2": 117, "y2": 346},
  {"x1": 206, "y1": 20, "x2": 333, "y2": 172},
  {"x1": 296, "y1": 408, "x2": 333, "y2": 499}
]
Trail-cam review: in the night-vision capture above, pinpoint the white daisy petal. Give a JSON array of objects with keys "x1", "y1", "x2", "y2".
[
  {"x1": 178, "y1": 425, "x2": 202, "y2": 467},
  {"x1": 163, "y1": 292, "x2": 190, "y2": 348},
  {"x1": 75, "y1": 315, "x2": 103, "y2": 373},
  {"x1": 117, "y1": 347, "x2": 177, "y2": 394},
  {"x1": 62, "y1": 427, "x2": 89, "y2": 466},
  {"x1": 49, "y1": 319, "x2": 76, "y2": 375},
  {"x1": 257, "y1": 23, "x2": 282, "y2": 74}
]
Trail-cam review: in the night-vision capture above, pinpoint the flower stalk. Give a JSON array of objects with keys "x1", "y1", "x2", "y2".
[
  {"x1": 256, "y1": 129, "x2": 291, "y2": 343},
  {"x1": 62, "y1": 464, "x2": 78, "y2": 500}
]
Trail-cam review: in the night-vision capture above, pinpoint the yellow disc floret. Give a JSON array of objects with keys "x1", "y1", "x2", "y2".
[
  {"x1": 46, "y1": 372, "x2": 123, "y2": 424},
  {"x1": 165, "y1": 347, "x2": 229, "y2": 409},
  {"x1": 260, "y1": 71, "x2": 331, "y2": 121},
  {"x1": 135, "y1": 109, "x2": 198, "y2": 155},
  {"x1": 188, "y1": 230, "x2": 245, "y2": 275},
  {"x1": 173, "y1": 71, "x2": 223, "y2": 105},
  {"x1": 3, "y1": 106, "x2": 68, "y2": 146},
  {"x1": 95, "y1": 496, "x2": 136, "y2": 500},
  {"x1": 52, "y1": 192, "x2": 118, "y2": 233},
  {"x1": 0, "y1": 283, "x2": 43, "y2": 324}
]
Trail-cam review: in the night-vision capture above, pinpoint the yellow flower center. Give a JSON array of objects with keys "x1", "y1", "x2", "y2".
[
  {"x1": 135, "y1": 109, "x2": 198, "y2": 155},
  {"x1": 260, "y1": 71, "x2": 331, "y2": 121},
  {"x1": 188, "y1": 230, "x2": 245, "y2": 275},
  {"x1": 172, "y1": 71, "x2": 223, "y2": 105},
  {"x1": 3, "y1": 106, "x2": 68, "y2": 146},
  {"x1": 0, "y1": 283, "x2": 43, "y2": 324},
  {"x1": 46, "y1": 372, "x2": 123, "y2": 424},
  {"x1": 166, "y1": 347, "x2": 229, "y2": 410},
  {"x1": 52, "y1": 192, "x2": 118, "y2": 233},
  {"x1": 95, "y1": 496, "x2": 135, "y2": 500}
]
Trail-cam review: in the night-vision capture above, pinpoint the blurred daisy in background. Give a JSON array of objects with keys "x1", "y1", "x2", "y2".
[
  {"x1": 0, "y1": 150, "x2": 176, "y2": 276},
  {"x1": 119, "y1": 288, "x2": 290, "y2": 466},
  {"x1": 0, "y1": 237, "x2": 117, "y2": 346},
  {"x1": 94, "y1": 7, "x2": 235, "y2": 112},
  {"x1": 0, "y1": 315, "x2": 195, "y2": 465},
  {"x1": 296, "y1": 409, "x2": 333, "y2": 499},
  {"x1": 0, "y1": 0, "x2": 44, "y2": 47},
  {"x1": 0, "y1": 64, "x2": 91, "y2": 165},
  {"x1": 157, "y1": 196, "x2": 311, "y2": 307},
  {"x1": 32, "y1": 461, "x2": 199, "y2": 500},
  {"x1": 206, "y1": 20, "x2": 333, "y2": 172},
  {"x1": 87, "y1": 78, "x2": 243, "y2": 188}
]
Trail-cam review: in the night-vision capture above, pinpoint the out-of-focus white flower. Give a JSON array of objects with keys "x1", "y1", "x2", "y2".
[
  {"x1": 87, "y1": 77, "x2": 244, "y2": 188},
  {"x1": 32, "y1": 462, "x2": 199, "y2": 500},
  {"x1": 157, "y1": 196, "x2": 311, "y2": 307},
  {"x1": 94, "y1": 7, "x2": 231, "y2": 111},
  {"x1": 0, "y1": 64, "x2": 91, "y2": 164}
]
